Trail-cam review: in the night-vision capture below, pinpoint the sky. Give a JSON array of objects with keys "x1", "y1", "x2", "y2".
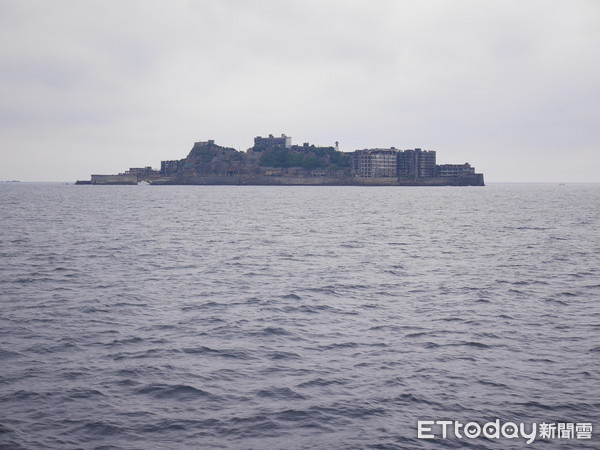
[{"x1": 1, "y1": 0, "x2": 599, "y2": 182}]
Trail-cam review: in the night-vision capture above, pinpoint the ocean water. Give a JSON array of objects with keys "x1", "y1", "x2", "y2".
[{"x1": 0, "y1": 183, "x2": 599, "y2": 449}]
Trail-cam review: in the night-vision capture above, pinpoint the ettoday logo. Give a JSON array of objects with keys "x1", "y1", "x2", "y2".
[{"x1": 417, "y1": 420, "x2": 593, "y2": 444}]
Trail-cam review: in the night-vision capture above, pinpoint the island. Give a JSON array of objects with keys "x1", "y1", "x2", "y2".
[{"x1": 76, "y1": 134, "x2": 484, "y2": 186}]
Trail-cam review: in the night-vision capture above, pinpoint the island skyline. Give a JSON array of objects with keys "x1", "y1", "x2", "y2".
[{"x1": 76, "y1": 133, "x2": 484, "y2": 186}]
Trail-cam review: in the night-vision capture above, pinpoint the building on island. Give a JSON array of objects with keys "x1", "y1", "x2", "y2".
[
  {"x1": 351, "y1": 147, "x2": 481, "y2": 184},
  {"x1": 352, "y1": 149, "x2": 399, "y2": 178},
  {"x1": 252, "y1": 134, "x2": 292, "y2": 152},
  {"x1": 125, "y1": 166, "x2": 160, "y2": 178},
  {"x1": 161, "y1": 160, "x2": 183, "y2": 176},
  {"x1": 437, "y1": 163, "x2": 475, "y2": 177},
  {"x1": 397, "y1": 149, "x2": 437, "y2": 178},
  {"x1": 353, "y1": 148, "x2": 437, "y2": 179}
]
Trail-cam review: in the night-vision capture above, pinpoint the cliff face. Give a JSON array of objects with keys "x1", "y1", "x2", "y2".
[
  {"x1": 180, "y1": 141, "x2": 246, "y2": 176},
  {"x1": 176, "y1": 141, "x2": 352, "y2": 178}
]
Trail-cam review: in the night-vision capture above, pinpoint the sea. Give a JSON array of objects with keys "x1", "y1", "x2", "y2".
[{"x1": 0, "y1": 182, "x2": 599, "y2": 449}]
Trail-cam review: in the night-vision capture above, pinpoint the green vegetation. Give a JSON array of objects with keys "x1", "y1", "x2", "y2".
[
  {"x1": 258, "y1": 146, "x2": 351, "y2": 170},
  {"x1": 191, "y1": 145, "x2": 244, "y2": 163},
  {"x1": 230, "y1": 151, "x2": 244, "y2": 161},
  {"x1": 187, "y1": 141, "x2": 351, "y2": 173}
]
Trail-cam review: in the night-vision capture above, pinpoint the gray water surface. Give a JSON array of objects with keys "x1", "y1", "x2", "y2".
[{"x1": 1, "y1": 183, "x2": 599, "y2": 449}]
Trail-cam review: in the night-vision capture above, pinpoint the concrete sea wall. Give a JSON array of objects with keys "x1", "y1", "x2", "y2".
[
  {"x1": 90, "y1": 174, "x2": 138, "y2": 185},
  {"x1": 156, "y1": 174, "x2": 484, "y2": 186}
]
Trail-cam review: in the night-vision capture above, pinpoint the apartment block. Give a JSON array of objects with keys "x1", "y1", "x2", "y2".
[
  {"x1": 253, "y1": 134, "x2": 292, "y2": 152},
  {"x1": 352, "y1": 149, "x2": 399, "y2": 177},
  {"x1": 397, "y1": 149, "x2": 437, "y2": 178}
]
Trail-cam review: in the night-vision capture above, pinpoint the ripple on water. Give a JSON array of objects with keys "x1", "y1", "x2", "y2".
[{"x1": 1, "y1": 183, "x2": 599, "y2": 449}]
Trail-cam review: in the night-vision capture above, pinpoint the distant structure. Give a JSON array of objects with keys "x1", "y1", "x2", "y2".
[
  {"x1": 351, "y1": 148, "x2": 478, "y2": 181},
  {"x1": 352, "y1": 148, "x2": 437, "y2": 179},
  {"x1": 397, "y1": 148, "x2": 437, "y2": 178},
  {"x1": 124, "y1": 166, "x2": 160, "y2": 178},
  {"x1": 161, "y1": 160, "x2": 183, "y2": 176},
  {"x1": 196, "y1": 139, "x2": 215, "y2": 146},
  {"x1": 352, "y1": 149, "x2": 399, "y2": 178},
  {"x1": 252, "y1": 134, "x2": 292, "y2": 152},
  {"x1": 437, "y1": 163, "x2": 476, "y2": 177},
  {"x1": 77, "y1": 133, "x2": 484, "y2": 186}
]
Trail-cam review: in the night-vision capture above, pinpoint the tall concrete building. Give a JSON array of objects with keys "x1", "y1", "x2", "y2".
[
  {"x1": 352, "y1": 148, "x2": 437, "y2": 179},
  {"x1": 397, "y1": 149, "x2": 436, "y2": 178},
  {"x1": 161, "y1": 160, "x2": 183, "y2": 176},
  {"x1": 352, "y1": 149, "x2": 399, "y2": 177},
  {"x1": 253, "y1": 134, "x2": 292, "y2": 151}
]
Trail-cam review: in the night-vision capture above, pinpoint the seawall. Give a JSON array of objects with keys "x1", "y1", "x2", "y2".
[
  {"x1": 154, "y1": 174, "x2": 484, "y2": 186},
  {"x1": 90, "y1": 174, "x2": 138, "y2": 185}
]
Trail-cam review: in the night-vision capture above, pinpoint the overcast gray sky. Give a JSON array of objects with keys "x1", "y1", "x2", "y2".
[{"x1": 1, "y1": 0, "x2": 599, "y2": 182}]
